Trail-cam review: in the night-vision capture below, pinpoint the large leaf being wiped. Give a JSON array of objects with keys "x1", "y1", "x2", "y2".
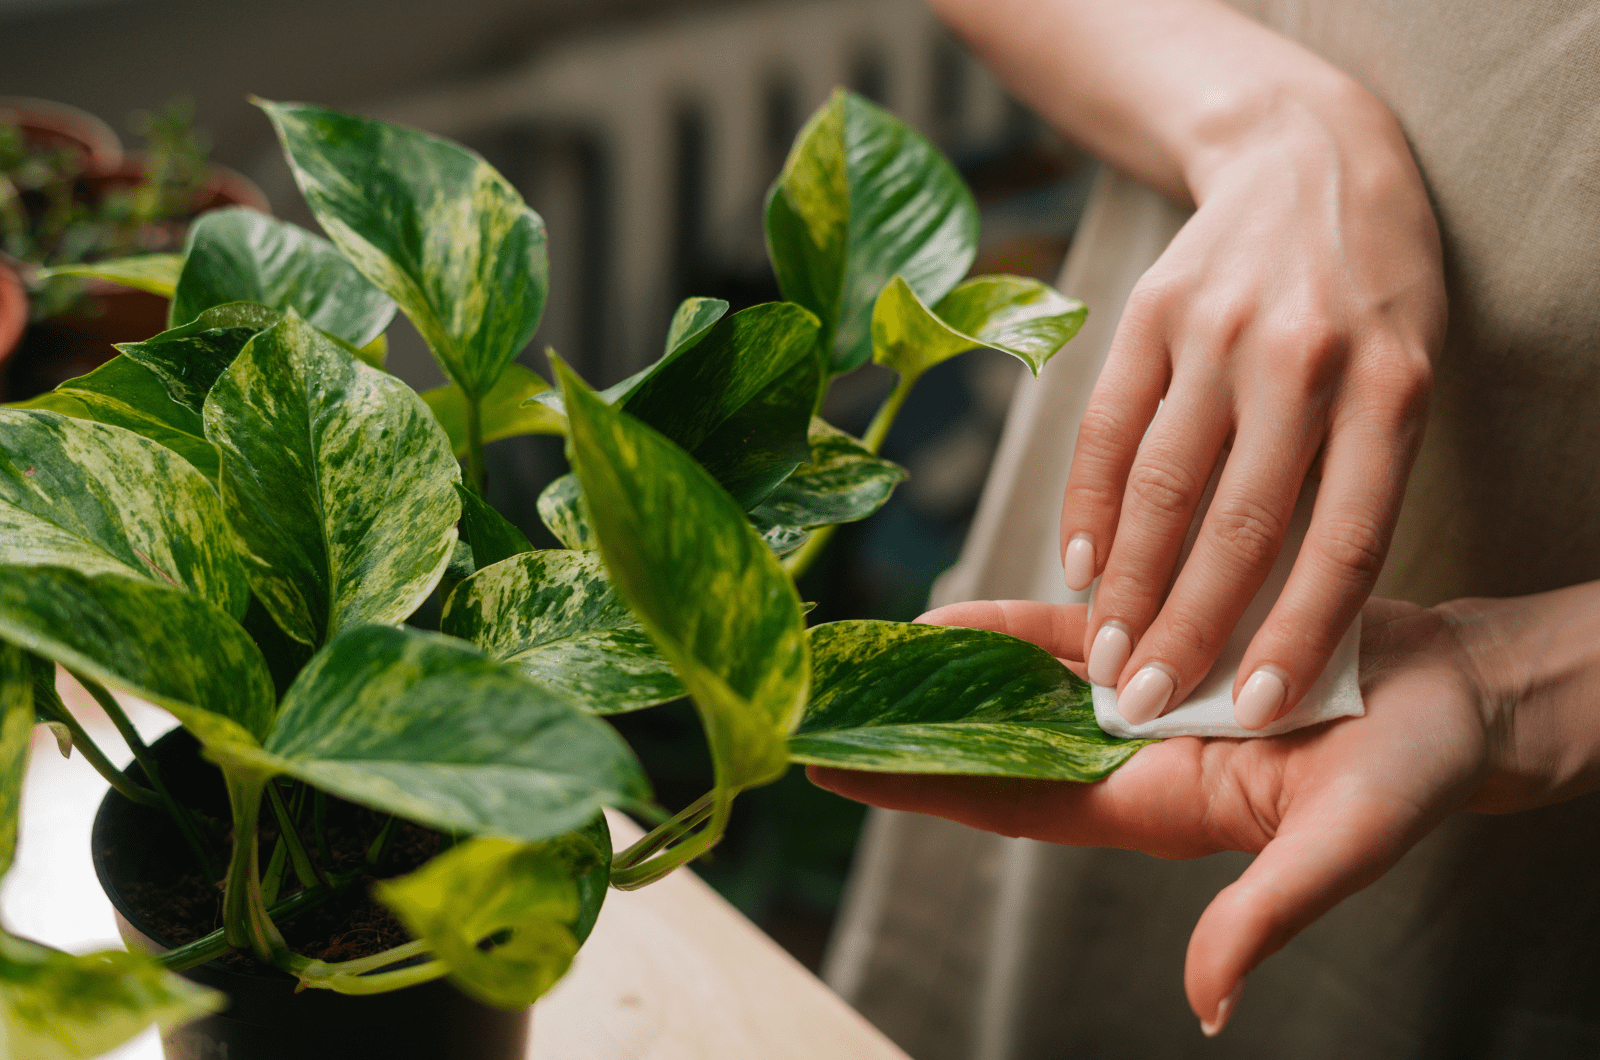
[
  {"x1": 204, "y1": 314, "x2": 460, "y2": 646},
  {"x1": 0, "y1": 409, "x2": 248, "y2": 617},
  {"x1": 170, "y1": 208, "x2": 395, "y2": 346},
  {"x1": 260, "y1": 100, "x2": 547, "y2": 400},
  {"x1": 0, "y1": 932, "x2": 221, "y2": 1060},
  {"x1": 765, "y1": 89, "x2": 978, "y2": 373},
  {"x1": 558, "y1": 360, "x2": 808, "y2": 798},
  {"x1": 872, "y1": 274, "x2": 1086, "y2": 382},
  {"x1": 441, "y1": 551, "x2": 683, "y2": 715},
  {"x1": 790, "y1": 621, "x2": 1150, "y2": 781},
  {"x1": 260, "y1": 624, "x2": 648, "y2": 840}
]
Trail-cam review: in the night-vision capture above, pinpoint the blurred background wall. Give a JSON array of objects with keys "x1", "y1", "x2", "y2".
[{"x1": 0, "y1": 0, "x2": 1093, "y2": 987}]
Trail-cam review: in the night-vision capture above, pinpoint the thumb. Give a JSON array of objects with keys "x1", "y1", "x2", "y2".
[{"x1": 1183, "y1": 786, "x2": 1418, "y2": 1035}]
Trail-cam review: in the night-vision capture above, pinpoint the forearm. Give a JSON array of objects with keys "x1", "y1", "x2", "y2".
[
  {"x1": 1445, "y1": 582, "x2": 1600, "y2": 812},
  {"x1": 929, "y1": 0, "x2": 1406, "y2": 204}
]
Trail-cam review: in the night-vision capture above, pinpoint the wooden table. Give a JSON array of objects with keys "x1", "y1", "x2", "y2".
[{"x1": 2, "y1": 674, "x2": 910, "y2": 1060}]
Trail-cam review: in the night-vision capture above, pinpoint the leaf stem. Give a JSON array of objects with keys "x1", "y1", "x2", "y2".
[
  {"x1": 221, "y1": 771, "x2": 291, "y2": 965},
  {"x1": 297, "y1": 958, "x2": 448, "y2": 996},
  {"x1": 159, "y1": 874, "x2": 355, "y2": 972},
  {"x1": 464, "y1": 392, "x2": 487, "y2": 495},
  {"x1": 266, "y1": 781, "x2": 326, "y2": 889},
  {"x1": 31, "y1": 695, "x2": 162, "y2": 809},
  {"x1": 612, "y1": 791, "x2": 714, "y2": 871},
  {"x1": 609, "y1": 791, "x2": 728, "y2": 890},
  {"x1": 297, "y1": 939, "x2": 431, "y2": 981}
]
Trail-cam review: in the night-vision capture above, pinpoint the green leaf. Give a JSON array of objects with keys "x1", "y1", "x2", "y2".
[
  {"x1": 35, "y1": 254, "x2": 184, "y2": 298},
  {"x1": 749, "y1": 418, "x2": 906, "y2": 534},
  {"x1": 557, "y1": 359, "x2": 808, "y2": 800},
  {"x1": 115, "y1": 302, "x2": 282, "y2": 414},
  {"x1": 440, "y1": 550, "x2": 684, "y2": 715},
  {"x1": 258, "y1": 624, "x2": 648, "y2": 839},
  {"x1": 0, "y1": 408, "x2": 249, "y2": 617},
  {"x1": 872, "y1": 274, "x2": 1087, "y2": 381},
  {"x1": 203, "y1": 313, "x2": 461, "y2": 646},
  {"x1": 0, "y1": 641, "x2": 31, "y2": 878},
  {"x1": 0, "y1": 566, "x2": 274, "y2": 744},
  {"x1": 789, "y1": 621, "x2": 1151, "y2": 780},
  {"x1": 422, "y1": 364, "x2": 563, "y2": 460},
  {"x1": 453, "y1": 485, "x2": 533, "y2": 571},
  {"x1": 0, "y1": 931, "x2": 221, "y2": 1060},
  {"x1": 10, "y1": 357, "x2": 220, "y2": 482},
  {"x1": 259, "y1": 100, "x2": 548, "y2": 400},
  {"x1": 765, "y1": 89, "x2": 979, "y2": 373},
  {"x1": 170, "y1": 208, "x2": 396, "y2": 346},
  {"x1": 375, "y1": 832, "x2": 602, "y2": 1007},
  {"x1": 536, "y1": 474, "x2": 592, "y2": 551}
]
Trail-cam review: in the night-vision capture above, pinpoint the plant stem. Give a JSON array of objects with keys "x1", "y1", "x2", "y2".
[
  {"x1": 297, "y1": 958, "x2": 448, "y2": 996},
  {"x1": 297, "y1": 939, "x2": 431, "y2": 981},
  {"x1": 221, "y1": 771, "x2": 290, "y2": 965},
  {"x1": 32, "y1": 697, "x2": 162, "y2": 809},
  {"x1": 313, "y1": 788, "x2": 333, "y2": 868},
  {"x1": 609, "y1": 791, "x2": 728, "y2": 890},
  {"x1": 159, "y1": 873, "x2": 358, "y2": 972},
  {"x1": 365, "y1": 814, "x2": 397, "y2": 870},
  {"x1": 464, "y1": 392, "x2": 487, "y2": 496},
  {"x1": 611, "y1": 791, "x2": 714, "y2": 870},
  {"x1": 781, "y1": 524, "x2": 836, "y2": 581},
  {"x1": 72, "y1": 672, "x2": 219, "y2": 879},
  {"x1": 266, "y1": 781, "x2": 325, "y2": 890}
]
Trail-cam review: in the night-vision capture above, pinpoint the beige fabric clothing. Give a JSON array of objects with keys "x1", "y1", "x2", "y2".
[{"x1": 826, "y1": 2, "x2": 1600, "y2": 1057}]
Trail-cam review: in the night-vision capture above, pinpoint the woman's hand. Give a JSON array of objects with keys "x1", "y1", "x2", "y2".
[
  {"x1": 809, "y1": 596, "x2": 1527, "y2": 1035},
  {"x1": 1064, "y1": 82, "x2": 1446, "y2": 729}
]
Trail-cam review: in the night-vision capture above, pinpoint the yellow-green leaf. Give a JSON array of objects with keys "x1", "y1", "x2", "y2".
[
  {"x1": 871, "y1": 274, "x2": 1087, "y2": 382},
  {"x1": 35, "y1": 255, "x2": 183, "y2": 298},
  {"x1": 0, "y1": 641, "x2": 31, "y2": 879},
  {"x1": 422, "y1": 364, "x2": 563, "y2": 459}
]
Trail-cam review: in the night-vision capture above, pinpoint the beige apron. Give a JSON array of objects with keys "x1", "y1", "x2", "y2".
[{"x1": 826, "y1": 3, "x2": 1600, "y2": 1056}]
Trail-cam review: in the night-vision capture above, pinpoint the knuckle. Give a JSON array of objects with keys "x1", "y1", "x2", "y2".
[
  {"x1": 1155, "y1": 605, "x2": 1223, "y2": 661},
  {"x1": 1367, "y1": 353, "x2": 1434, "y2": 421},
  {"x1": 1311, "y1": 512, "x2": 1389, "y2": 585},
  {"x1": 1126, "y1": 457, "x2": 1203, "y2": 518},
  {"x1": 1074, "y1": 404, "x2": 1130, "y2": 461},
  {"x1": 1207, "y1": 497, "x2": 1287, "y2": 571}
]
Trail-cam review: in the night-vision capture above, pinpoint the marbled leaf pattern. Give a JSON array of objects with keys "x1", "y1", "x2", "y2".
[
  {"x1": 262, "y1": 625, "x2": 649, "y2": 840},
  {"x1": 0, "y1": 409, "x2": 248, "y2": 617},
  {"x1": 749, "y1": 418, "x2": 906, "y2": 534},
  {"x1": 790, "y1": 621, "x2": 1151, "y2": 780},
  {"x1": 441, "y1": 551, "x2": 684, "y2": 715},
  {"x1": 115, "y1": 302, "x2": 281, "y2": 414},
  {"x1": 0, "y1": 641, "x2": 30, "y2": 879},
  {"x1": 203, "y1": 314, "x2": 460, "y2": 646},
  {"x1": 260, "y1": 100, "x2": 547, "y2": 400},
  {"x1": 536, "y1": 474, "x2": 592, "y2": 551},
  {"x1": 872, "y1": 274, "x2": 1087, "y2": 381}
]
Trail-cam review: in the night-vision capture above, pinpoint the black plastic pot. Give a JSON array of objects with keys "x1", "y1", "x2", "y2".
[{"x1": 92, "y1": 728, "x2": 531, "y2": 1060}]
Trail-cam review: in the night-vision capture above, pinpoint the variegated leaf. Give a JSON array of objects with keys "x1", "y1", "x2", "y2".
[
  {"x1": 203, "y1": 313, "x2": 460, "y2": 646},
  {"x1": 453, "y1": 485, "x2": 533, "y2": 572},
  {"x1": 259, "y1": 100, "x2": 547, "y2": 400},
  {"x1": 0, "y1": 408, "x2": 248, "y2": 617},
  {"x1": 258, "y1": 624, "x2": 649, "y2": 840},
  {"x1": 171, "y1": 208, "x2": 395, "y2": 346},
  {"x1": 0, "y1": 641, "x2": 30, "y2": 878},
  {"x1": 440, "y1": 551, "x2": 683, "y2": 715},
  {"x1": 35, "y1": 254, "x2": 184, "y2": 298},
  {"x1": 423, "y1": 363, "x2": 564, "y2": 459},
  {"x1": 749, "y1": 418, "x2": 906, "y2": 535},
  {"x1": 536, "y1": 474, "x2": 592, "y2": 551},
  {"x1": 557, "y1": 359, "x2": 808, "y2": 798},
  {"x1": 789, "y1": 621, "x2": 1150, "y2": 780},
  {"x1": 115, "y1": 302, "x2": 281, "y2": 414},
  {"x1": 765, "y1": 89, "x2": 978, "y2": 373},
  {"x1": 871, "y1": 274, "x2": 1087, "y2": 381}
]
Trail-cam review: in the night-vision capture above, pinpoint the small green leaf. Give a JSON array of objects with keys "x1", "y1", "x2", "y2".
[
  {"x1": 440, "y1": 551, "x2": 684, "y2": 715},
  {"x1": 453, "y1": 485, "x2": 533, "y2": 571},
  {"x1": 749, "y1": 418, "x2": 907, "y2": 534},
  {"x1": 375, "y1": 833, "x2": 601, "y2": 1008},
  {"x1": 0, "y1": 566, "x2": 273, "y2": 744},
  {"x1": 789, "y1": 621, "x2": 1151, "y2": 780},
  {"x1": 536, "y1": 474, "x2": 592, "y2": 551},
  {"x1": 262, "y1": 624, "x2": 648, "y2": 839},
  {"x1": 557, "y1": 359, "x2": 808, "y2": 800},
  {"x1": 0, "y1": 641, "x2": 32, "y2": 878},
  {"x1": 872, "y1": 274, "x2": 1087, "y2": 381},
  {"x1": 0, "y1": 408, "x2": 248, "y2": 617},
  {"x1": 35, "y1": 254, "x2": 184, "y2": 298},
  {"x1": 0, "y1": 931, "x2": 221, "y2": 1060},
  {"x1": 171, "y1": 209, "x2": 396, "y2": 346},
  {"x1": 204, "y1": 313, "x2": 461, "y2": 646},
  {"x1": 10, "y1": 357, "x2": 219, "y2": 482},
  {"x1": 422, "y1": 364, "x2": 563, "y2": 459},
  {"x1": 259, "y1": 100, "x2": 547, "y2": 400},
  {"x1": 765, "y1": 89, "x2": 979, "y2": 373},
  {"x1": 115, "y1": 302, "x2": 282, "y2": 414}
]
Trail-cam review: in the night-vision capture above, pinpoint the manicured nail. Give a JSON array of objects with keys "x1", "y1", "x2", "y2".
[
  {"x1": 1200, "y1": 980, "x2": 1244, "y2": 1037},
  {"x1": 1117, "y1": 666, "x2": 1174, "y2": 725},
  {"x1": 1234, "y1": 669, "x2": 1288, "y2": 730},
  {"x1": 1087, "y1": 622, "x2": 1132, "y2": 686},
  {"x1": 1064, "y1": 533, "x2": 1095, "y2": 591}
]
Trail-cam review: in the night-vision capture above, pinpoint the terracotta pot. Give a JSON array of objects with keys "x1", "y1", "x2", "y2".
[
  {"x1": 0, "y1": 95, "x2": 124, "y2": 177},
  {"x1": 0, "y1": 260, "x2": 26, "y2": 374},
  {"x1": 92, "y1": 729, "x2": 532, "y2": 1060}
]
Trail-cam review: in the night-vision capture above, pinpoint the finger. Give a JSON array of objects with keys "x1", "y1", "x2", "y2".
[
  {"x1": 1232, "y1": 397, "x2": 1421, "y2": 728},
  {"x1": 915, "y1": 600, "x2": 1088, "y2": 661},
  {"x1": 1058, "y1": 294, "x2": 1170, "y2": 592},
  {"x1": 1114, "y1": 404, "x2": 1320, "y2": 724},
  {"x1": 1085, "y1": 368, "x2": 1230, "y2": 689},
  {"x1": 1183, "y1": 784, "x2": 1418, "y2": 1034}
]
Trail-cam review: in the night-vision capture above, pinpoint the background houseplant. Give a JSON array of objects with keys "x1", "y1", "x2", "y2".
[{"x1": 0, "y1": 89, "x2": 1147, "y2": 1057}]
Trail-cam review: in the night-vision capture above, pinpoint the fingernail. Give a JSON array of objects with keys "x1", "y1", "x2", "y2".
[
  {"x1": 1234, "y1": 669, "x2": 1288, "y2": 730},
  {"x1": 1200, "y1": 980, "x2": 1244, "y2": 1037},
  {"x1": 1064, "y1": 533, "x2": 1095, "y2": 591},
  {"x1": 1117, "y1": 666, "x2": 1174, "y2": 725},
  {"x1": 1087, "y1": 622, "x2": 1132, "y2": 686}
]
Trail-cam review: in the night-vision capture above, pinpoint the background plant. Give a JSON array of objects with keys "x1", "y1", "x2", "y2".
[{"x1": 0, "y1": 88, "x2": 1147, "y2": 1055}]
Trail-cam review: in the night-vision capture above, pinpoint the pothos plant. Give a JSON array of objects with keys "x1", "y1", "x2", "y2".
[{"x1": 0, "y1": 88, "x2": 1150, "y2": 1055}]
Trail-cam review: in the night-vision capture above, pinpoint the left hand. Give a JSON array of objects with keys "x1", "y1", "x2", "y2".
[{"x1": 809, "y1": 596, "x2": 1501, "y2": 1035}]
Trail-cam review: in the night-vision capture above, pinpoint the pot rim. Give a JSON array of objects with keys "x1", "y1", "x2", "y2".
[{"x1": 0, "y1": 95, "x2": 124, "y2": 176}]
